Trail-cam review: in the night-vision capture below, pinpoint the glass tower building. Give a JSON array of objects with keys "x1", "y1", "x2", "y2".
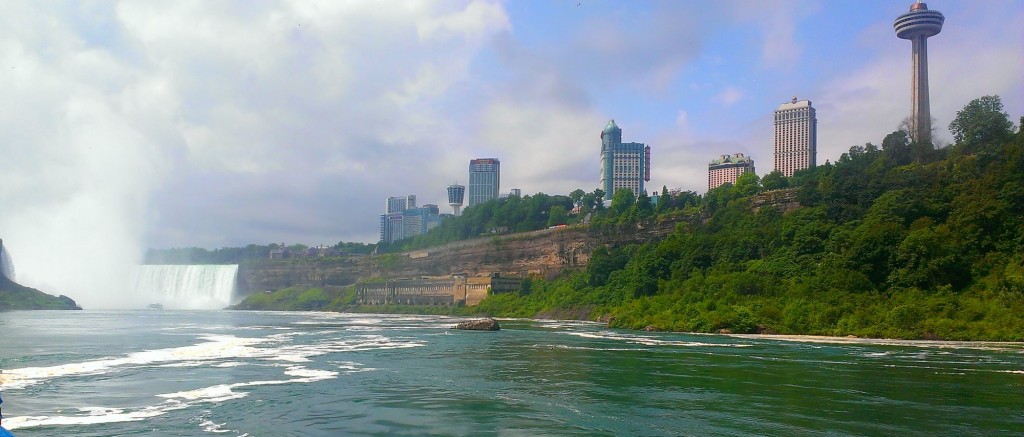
[
  {"x1": 468, "y1": 158, "x2": 500, "y2": 207},
  {"x1": 600, "y1": 120, "x2": 650, "y2": 200}
]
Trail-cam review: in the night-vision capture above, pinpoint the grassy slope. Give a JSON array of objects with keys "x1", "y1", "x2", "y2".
[{"x1": 0, "y1": 274, "x2": 82, "y2": 311}]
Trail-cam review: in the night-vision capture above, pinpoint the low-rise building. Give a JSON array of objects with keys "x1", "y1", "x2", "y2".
[
  {"x1": 708, "y1": 153, "x2": 755, "y2": 191},
  {"x1": 355, "y1": 273, "x2": 521, "y2": 306}
]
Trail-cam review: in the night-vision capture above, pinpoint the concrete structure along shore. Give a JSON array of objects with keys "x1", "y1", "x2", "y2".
[{"x1": 356, "y1": 274, "x2": 521, "y2": 306}]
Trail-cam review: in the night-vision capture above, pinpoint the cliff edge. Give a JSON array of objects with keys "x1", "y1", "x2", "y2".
[{"x1": 0, "y1": 239, "x2": 82, "y2": 311}]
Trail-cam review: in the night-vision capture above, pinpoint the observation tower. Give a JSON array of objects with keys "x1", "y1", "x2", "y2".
[
  {"x1": 894, "y1": 1, "x2": 944, "y2": 145},
  {"x1": 447, "y1": 183, "x2": 465, "y2": 217}
]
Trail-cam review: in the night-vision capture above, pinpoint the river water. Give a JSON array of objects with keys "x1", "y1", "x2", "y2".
[{"x1": 0, "y1": 310, "x2": 1021, "y2": 436}]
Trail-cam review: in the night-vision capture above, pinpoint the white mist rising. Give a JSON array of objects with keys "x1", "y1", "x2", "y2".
[{"x1": 0, "y1": 93, "x2": 165, "y2": 309}]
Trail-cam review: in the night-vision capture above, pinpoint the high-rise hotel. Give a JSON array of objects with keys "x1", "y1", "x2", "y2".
[
  {"x1": 773, "y1": 97, "x2": 817, "y2": 177},
  {"x1": 468, "y1": 158, "x2": 500, "y2": 207},
  {"x1": 379, "y1": 194, "x2": 440, "y2": 243},
  {"x1": 708, "y1": 153, "x2": 755, "y2": 190},
  {"x1": 600, "y1": 120, "x2": 650, "y2": 200}
]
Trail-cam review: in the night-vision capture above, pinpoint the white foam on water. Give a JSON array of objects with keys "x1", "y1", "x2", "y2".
[
  {"x1": 1, "y1": 324, "x2": 428, "y2": 431},
  {"x1": 564, "y1": 330, "x2": 752, "y2": 348},
  {"x1": 159, "y1": 383, "x2": 250, "y2": 403},
  {"x1": 213, "y1": 361, "x2": 246, "y2": 368},
  {"x1": 200, "y1": 419, "x2": 232, "y2": 434},
  {"x1": 0, "y1": 332, "x2": 423, "y2": 391},
  {"x1": 5, "y1": 362, "x2": 337, "y2": 431},
  {"x1": 3, "y1": 406, "x2": 168, "y2": 430},
  {"x1": 548, "y1": 344, "x2": 642, "y2": 352},
  {"x1": 159, "y1": 365, "x2": 339, "y2": 403},
  {"x1": 333, "y1": 361, "x2": 376, "y2": 374},
  {"x1": 0, "y1": 335, "x2": 271, "y2": 390},
  {"x1": 156, "y1": 361, "x2": 208, "y2": 368}
]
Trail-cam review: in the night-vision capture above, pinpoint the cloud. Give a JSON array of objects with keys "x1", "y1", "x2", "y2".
[
  {"x1": 0, "y1": 1, "x2": 515, "y2": 307},
  {"x1": 676, "y1": 111, "x2": 689, "y2": 127},
  {"x1": 479, "y1": 100, "x2": 606, "y2": 195},
  {"x1": 713, "y1": 87, "x2": 744, "y2": 106},
  {"x1": 730, "y1": 1, "x2": 818, "y2": 69}
]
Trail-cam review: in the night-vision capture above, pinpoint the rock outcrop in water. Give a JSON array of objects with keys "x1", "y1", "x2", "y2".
[{"x1": 454, "y1": 318, "x2": 500, "y2": 331}]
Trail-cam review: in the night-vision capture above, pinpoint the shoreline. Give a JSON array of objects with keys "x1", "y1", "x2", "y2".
[{"x1": 719, "y1": 332, "x2": 1024, "y2": 349}]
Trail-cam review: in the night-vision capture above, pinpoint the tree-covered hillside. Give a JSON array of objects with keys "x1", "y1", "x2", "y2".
[
  {"x1": 0, "y1": 273, "x2": 82, "y2": 310},
  {"x1": 474, "y1": 96, "x2": 1024, "y2": 340}
]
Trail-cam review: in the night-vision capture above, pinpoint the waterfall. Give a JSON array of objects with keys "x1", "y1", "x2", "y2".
[
  {"x1": 131, "y1": 265, "x2": 238, "y2": 310},
  {"x1": 0, "y1": 239, "x2": 15, "y2": 281}
]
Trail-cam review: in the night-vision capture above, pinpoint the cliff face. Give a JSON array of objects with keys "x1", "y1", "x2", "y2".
[
  {"x1": 751, "y1": 188, "x2": 800, "y2": 213},
  {"x1": 238, "y1": 191, "x2": 803, "y2": 297},
  {"x1": 238, "y1": 218, "x2": 684, "y2": 296}
]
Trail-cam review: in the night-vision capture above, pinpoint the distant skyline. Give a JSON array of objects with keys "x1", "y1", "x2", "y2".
[{"x1": 0, "y1": 1, "x2": 1021, "y2": 300}]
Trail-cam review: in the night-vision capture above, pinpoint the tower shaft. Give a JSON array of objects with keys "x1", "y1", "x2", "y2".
[
  {"x1": 910, "y1": 35, "x2": 931, "y2": 144},
  {"x1": 894, "y1": 2, "x2": 942, "y2": 145}
]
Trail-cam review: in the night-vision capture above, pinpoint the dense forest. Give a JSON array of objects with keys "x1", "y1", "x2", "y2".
[{"x1": 470, "y1": 95, "x2": 1024, "y2": 340}]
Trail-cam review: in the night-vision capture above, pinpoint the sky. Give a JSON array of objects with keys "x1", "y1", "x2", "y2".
[{"x1": 0, "y1": 1, "x2": 1022, "y2": 305}]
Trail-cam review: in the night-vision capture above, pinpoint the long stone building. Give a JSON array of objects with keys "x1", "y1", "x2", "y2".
[{"x1": 355, "y1": 274, "x2": 521, "y2": 306}]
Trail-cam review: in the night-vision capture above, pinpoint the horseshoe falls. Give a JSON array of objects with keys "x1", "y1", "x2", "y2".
[{"x1": 130, "y1": 265, "x2": 238, "y2": 310}]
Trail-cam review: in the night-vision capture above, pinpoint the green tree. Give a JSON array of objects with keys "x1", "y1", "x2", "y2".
[
  {"x1": 569, "y1": 189, "x2": 586, "y2": 207},
  {"x1": 948, "y1": 95, "x2": 1014, "y2": 153},
  {"x1": 881, "y1": 129, "x2": 912, "y2": 166},
  {"x1": 733, "y1": 172, "x2": 761, "y2": 197},
  {"x1": 610, "y1": 188, "x2": 635, "y2": 215},
  {"x1": 635, "y1": 190, "x2": 654, "y2": 218},
  {"x1": 761, "y1": 170, "x2": 788, "y2": 191},
  {"x1": 547, "y1": 205, "x2": 568, "y2": 227},
  {"x1": 656, "y1": 186, "x2": 670, "y2": 213}
]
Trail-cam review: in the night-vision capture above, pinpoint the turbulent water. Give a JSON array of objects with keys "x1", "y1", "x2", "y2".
[
  {"x1": 0, "y1": 311, "x2": 1021, "y2": 436},
  {"x1": 130, "y1": 265, "x2": 238, "y2": 310}
]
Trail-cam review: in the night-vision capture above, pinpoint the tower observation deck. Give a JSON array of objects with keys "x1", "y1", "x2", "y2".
[
  {"x1": 894, "y1": 1, "x2": 944, "y2": 145},
  {"x1": 447, "y1": 184, "x2": 465, "y2": 217}
]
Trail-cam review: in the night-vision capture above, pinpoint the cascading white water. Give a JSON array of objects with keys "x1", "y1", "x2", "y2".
[
  {"x1": 130, "y1": 265, "x2": 238, "y2": 310},
  {"x1": 1, "y1": 240, "x2": 15, "y2": 281}
]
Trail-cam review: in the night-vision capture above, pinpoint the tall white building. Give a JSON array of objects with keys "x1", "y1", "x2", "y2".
[{"x1": 773, "y1": 98, "x2": 817, "y2": 177}]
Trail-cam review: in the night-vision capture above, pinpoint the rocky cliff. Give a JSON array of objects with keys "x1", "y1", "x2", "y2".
[
  {"x1": 237, "y1": 191, "x2": 802, "y2": 297},
  {"x1": 238, "y1": 218, "x2": 684, "y2": 296}
]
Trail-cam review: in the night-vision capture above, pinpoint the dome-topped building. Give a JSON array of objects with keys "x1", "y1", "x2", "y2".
[{"x1": 600, "y1": 120, "x2": 650, "y2": 200}]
